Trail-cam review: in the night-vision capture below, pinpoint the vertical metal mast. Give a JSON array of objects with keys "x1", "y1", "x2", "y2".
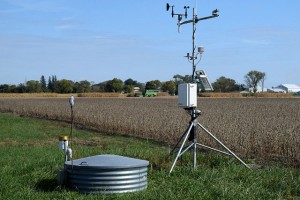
[
  {"x1": 192, "y1": 0, "x2": 198, "y2": 169},
  {"x1": 192, "y1": 7, "x2": 196, "y2": 83},
  {"x1": 191, "y1": 7, "x2": 197, "y2": 168}
]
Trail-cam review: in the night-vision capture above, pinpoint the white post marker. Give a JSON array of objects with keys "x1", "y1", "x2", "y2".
[{"x1": 69, "y1": 95, "x2": 74, "y2": 108}]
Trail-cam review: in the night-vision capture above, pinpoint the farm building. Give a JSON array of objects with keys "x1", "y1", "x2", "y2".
[
  {"x1": 267, "y1": 88, "x2": 286, "y2": 93},
  {"x1": 241, "y1": 86, "x2": 267, "y2": 93},
  {"x1": 272, "y1": 84, "x2": 300, "y2": 93},
  {"x1": 133, "y1": 87, "x2": 140, "y2": 92}
]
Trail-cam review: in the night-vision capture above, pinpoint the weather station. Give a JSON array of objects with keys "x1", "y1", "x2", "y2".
[{"x1": 166, "y1": 0, "x2": 251, "y2": 173}]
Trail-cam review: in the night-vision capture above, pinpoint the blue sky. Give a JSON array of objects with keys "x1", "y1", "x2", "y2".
[{"x1": 0, "y1": 0, "x2": 299, "y2": 87}]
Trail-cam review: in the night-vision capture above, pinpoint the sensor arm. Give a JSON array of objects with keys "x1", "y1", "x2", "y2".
[
  {"x1": 179, "y1": 14, "x2": 219, "y2": 26},
  {"x1": 195, "y1": 15, "x2": 219, "y2": 22}
]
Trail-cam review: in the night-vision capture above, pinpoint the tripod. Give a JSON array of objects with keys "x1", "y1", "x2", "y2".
[{"x1": 169, "y1": 107, "x2": 250, "y2": 174}]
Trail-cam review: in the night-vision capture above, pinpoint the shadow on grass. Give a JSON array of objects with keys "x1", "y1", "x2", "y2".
[{"x1": 35, "y1": 178, "x2": 63, "y2": 192}]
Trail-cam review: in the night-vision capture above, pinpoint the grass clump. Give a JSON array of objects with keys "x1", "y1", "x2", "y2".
[{"x1": 0, "y1": 113, "x2": 299, "y2": 199}]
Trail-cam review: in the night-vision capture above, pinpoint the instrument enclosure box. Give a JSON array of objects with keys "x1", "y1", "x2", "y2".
[{"x1": 178, "y1": 83, "x2": 197, "y2": 108}]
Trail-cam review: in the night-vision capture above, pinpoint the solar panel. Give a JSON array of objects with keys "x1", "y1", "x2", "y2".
[{"x1": 195, "y1": 70, "x2": 213, "y2": 91}]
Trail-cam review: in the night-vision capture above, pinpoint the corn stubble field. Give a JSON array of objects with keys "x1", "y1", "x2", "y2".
[{"x1": 0, "y1": 97, "x2": 299, "y2": 166}]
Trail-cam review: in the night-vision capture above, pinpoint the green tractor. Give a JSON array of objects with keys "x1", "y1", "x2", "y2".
[{"x1": 144, "y1": 90, "x2": 159, "y2": 97}]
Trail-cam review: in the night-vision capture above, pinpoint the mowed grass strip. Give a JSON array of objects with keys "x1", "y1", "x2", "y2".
[{"x1": 0, "y1": 113, "x2": 299, "y2": 199}]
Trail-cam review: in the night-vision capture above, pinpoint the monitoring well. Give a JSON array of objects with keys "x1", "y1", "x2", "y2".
[{"x1": 64, "y1": 154, "x2": 149, "y2": 194}]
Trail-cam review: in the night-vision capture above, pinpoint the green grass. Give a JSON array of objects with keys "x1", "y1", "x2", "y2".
[{"x1": 0, "y1": 113, "x2": 299, "y2": 199}]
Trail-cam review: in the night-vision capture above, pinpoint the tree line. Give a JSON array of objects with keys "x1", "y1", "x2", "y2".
[
  {"x1": 0, "y1": 75, "x2": 176, "y2": 94},
  {"x1": 172, "y1": 70, "x2": 266, "y2": 94},
  {"x1": 0, "y1": 70, "x2": 266, "y2": 94}
]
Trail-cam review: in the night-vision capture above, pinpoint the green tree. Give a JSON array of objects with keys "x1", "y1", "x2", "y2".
[
  {"x1": 92, "y1": 81, "x2": 107, "y2": 92},
  {"x1": 40, "y1": 75, "x2": 47, "y2": 92},
  {"x1": 0, "y1": 84, "x2": 24, "y2": 93},
  {"x1": 123, "y1": 78, "x2": 139, "y2": 93},
  {"x1": 47, "y1": 75, "x2": 57, "y2": 92},
  {"x1": 0, "y1": 84, "x2": 11, "y2": 93},
  {"x1": 123, "y1": 85, "x2": 134, "y2": 93},
  {"x1": 244, "y1": 70, "x2": 266, "y2": 93},
  {"x1": 47, "y1": 76, "x2": 53, "y2": 92},
  {"x1": 161, "y1": 81, "x2": 176, "y2": 95},
  {"x1": 124, "y1": 78, "x2": 137, "y2": 86},
  {"x1": 74, "y1": 80, "x2": 91, "y2": 93},
  {"x1": 173, "y1": 74, "x2": 193, "y2": 94},
  {"x1": 173, "y1": 74, "x2": 184, "y2": 83},
  {"x1": 145, "y1": 80, "x2": 161, "y2": 90},
  {"x1": 212, "y1": 76, "x2": 237, "y2": 92},
  {"x1": 54, "y1": 79, "x2": 74, "y2": 93},
  {"x1": 52, "y1": 75, "x2": 57, "y2": 92},
  {"x1": 173, "y1": 74, "x2": 192, "y2": 83},
  {"x1": 26, "y1": 80, "x2": 42, "y2": 93},
  {"x1": 105, "y1": 78, "x2": 123, "y2": 92},
  {"x1": 15, "y1": 84, "x2": 26, "y2": 93},
  {"x1": 8, "y1": 85, "x2": 17, "y2": 93}
]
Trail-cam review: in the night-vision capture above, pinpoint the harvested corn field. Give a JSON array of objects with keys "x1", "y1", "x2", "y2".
[{"x1": 0, "y1": 97, "x2": 299, "y2": 166}]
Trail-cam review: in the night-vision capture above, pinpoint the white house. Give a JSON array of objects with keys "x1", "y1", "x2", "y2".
[
  {"x1": 273, "y1": 84, "x2": 300, "y2": 93},
  {"x1": 133, "y1": 87, "x2": 140, "y2": 92}
]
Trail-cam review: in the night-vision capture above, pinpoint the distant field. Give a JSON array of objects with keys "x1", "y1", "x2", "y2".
[{"x1": 0, "y1": 97, "x2": 299, "y2": 167}]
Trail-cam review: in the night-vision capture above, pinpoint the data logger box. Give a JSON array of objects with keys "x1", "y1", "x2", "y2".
[{"x1": 178, "y1": 83, "x2": 197, "y2": 108}]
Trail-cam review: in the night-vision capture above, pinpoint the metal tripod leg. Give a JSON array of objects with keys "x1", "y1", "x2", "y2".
[
  {"x1": 197, "y1": 122, "x2": 250, "y2": 169},
  {"x1": 168, "y1": 122, "x2": 194, "y2": 157},
  {"x1": 193, "y1": 120, "x2": 198, "y2": 169},
  {"x1": 169, "y1": 122, "x2": 194, "y2": 174}
]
